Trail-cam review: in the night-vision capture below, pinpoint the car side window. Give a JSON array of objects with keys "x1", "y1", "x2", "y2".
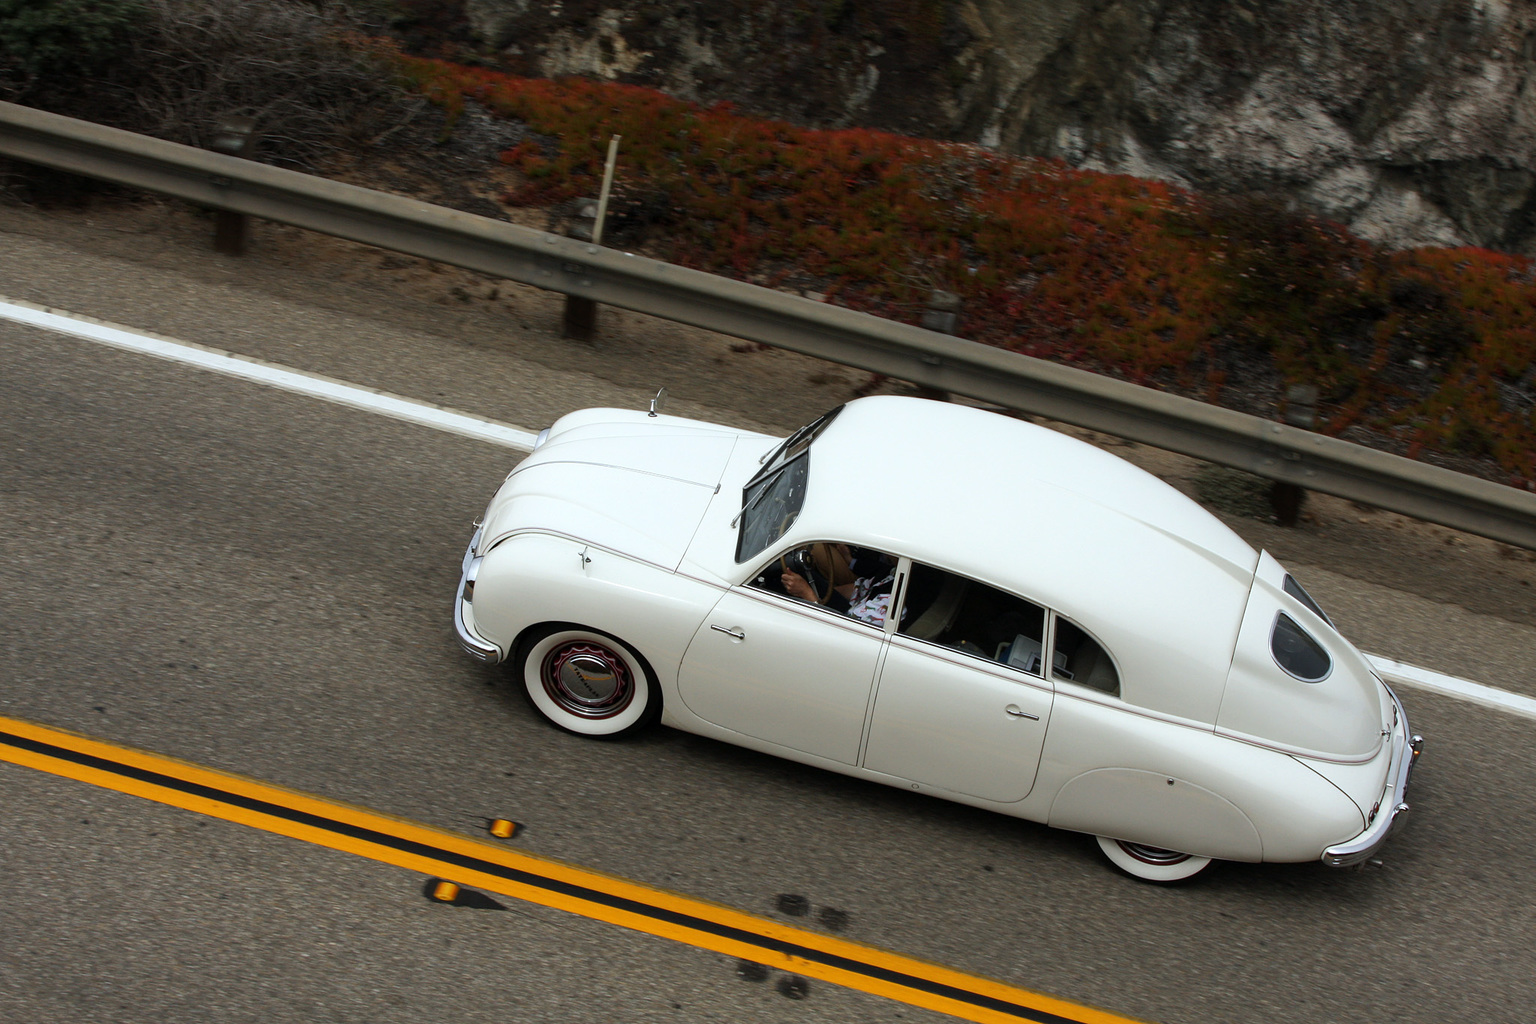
[
  {"x1": 748, "y1": 542, "x2": 900, "y2": 627},
  {"x1": 897, "y1": 563, "x2": 1047, "y2": 675},
  {"x1": 1051, "y1": 618, "x2": 1120, "y2": 696}
]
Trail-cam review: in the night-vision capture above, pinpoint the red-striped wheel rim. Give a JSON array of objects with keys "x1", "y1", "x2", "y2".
[{"x1": 541, "y1": 641, "x2": 635, "y2": 719}]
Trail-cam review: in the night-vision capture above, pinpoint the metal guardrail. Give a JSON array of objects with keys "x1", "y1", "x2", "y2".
[{"x1": 3, "y1": 100, "x2": 1535, "y2": 549}]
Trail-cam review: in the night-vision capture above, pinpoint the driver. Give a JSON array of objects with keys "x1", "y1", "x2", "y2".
[{"x1": 782, "y1": 544, "x2": 901, "y2": 627}]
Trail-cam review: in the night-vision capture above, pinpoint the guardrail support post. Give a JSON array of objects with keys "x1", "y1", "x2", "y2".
[
  {"x1": 916, "y1": 290, "x2": 961, "y2": 401},
  {"x1": 208, "y1": 115, "x2": 257, "y2": 255},
  {"x1": 562, "y1": 199, "x2": 599, "y2": 341},
  {"x1": 1271, "y1": 384, "x2": 1319, "y2": 525},
  {"x1": 562, "y1": 293, "x2": 598, "y2": 341}
]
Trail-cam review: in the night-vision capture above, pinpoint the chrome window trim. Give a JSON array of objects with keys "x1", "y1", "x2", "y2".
[
  {"x1": 887, "y1": 631, "x2": 1055, "y2": 691},
  {"x1": 729, "y1": 579, "x2": 890, "y2": 636}
]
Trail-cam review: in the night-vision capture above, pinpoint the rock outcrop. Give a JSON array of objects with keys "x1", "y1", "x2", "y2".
[{"x1": 462, "y1": 0, "x2": 1536, "y2": 254}]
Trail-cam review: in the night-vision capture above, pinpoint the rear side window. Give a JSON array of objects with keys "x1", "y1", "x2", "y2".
[
  {"x1": 1052, "y1": 618, "x2": 1120, "y2": 696},
  {"x1": 897, "y1": 564, "x2": 1047, "y2": 676},
  {"x1": 1283, "y1": 573, "x2": 1333, "y2": 626},
  {"x1": 1271, "y1": 613, "x2": 1331, "y2": 682}
]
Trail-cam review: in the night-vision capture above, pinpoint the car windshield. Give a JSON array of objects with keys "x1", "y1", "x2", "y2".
[
  {"x1": 745, "y1": 406, "x2": 842, "y2": 493},
  {"x1": 735, "y1": 453, "x2": 810, "y2": 562}
]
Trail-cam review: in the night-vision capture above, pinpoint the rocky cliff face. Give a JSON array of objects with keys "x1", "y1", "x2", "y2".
[{"x1": 462, "y1": 0, "x2": 1535, "y2": 254}]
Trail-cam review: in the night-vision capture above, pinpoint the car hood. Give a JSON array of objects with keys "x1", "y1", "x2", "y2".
[{"x1": 477, "y1": 415, "x2": 748, "y2": 570}]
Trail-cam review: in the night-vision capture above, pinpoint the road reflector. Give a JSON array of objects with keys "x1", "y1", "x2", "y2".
[
  {"x1": 489, "y1": 818, "x2": 518, "y2": 839},
  {"x1": 430, "y1": 880, "x2": 460, "y2": 902}
]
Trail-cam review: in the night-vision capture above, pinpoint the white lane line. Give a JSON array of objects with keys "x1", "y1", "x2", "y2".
[
  {"x1": 7, "y1": 296, "x2": 1535, "y2": 722},
  {"x1": 0, "y1": 297, "x2": 539, "y2": 451},
  {"x1": 1367, "y1": 654, "x2": 1536, "y2": 721}
]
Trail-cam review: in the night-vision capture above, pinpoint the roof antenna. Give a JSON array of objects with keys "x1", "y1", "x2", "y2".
[{"x1": 648, "y1": 387, "x2": 668, "y2": 417}]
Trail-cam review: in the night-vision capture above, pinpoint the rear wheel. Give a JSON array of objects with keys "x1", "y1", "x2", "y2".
[
  {"x1": 517, "y1": 626, "x2": 659, "y2": 738},
  {"x1": 1096, "y1": 835, "x2": 1212, "y2": 882}
]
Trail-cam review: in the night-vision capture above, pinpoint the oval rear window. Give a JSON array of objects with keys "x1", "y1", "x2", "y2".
[{"x1": 1271, "y1": 613, "x2": 1331, "y2": 682}]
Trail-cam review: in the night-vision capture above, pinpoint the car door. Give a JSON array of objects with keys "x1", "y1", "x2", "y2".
[
  {"x1": 676, "y1": 544, "x2": 892, "y2": 765},
  {"x1": 862, "y1": 563, "x2": 1054, "y2": 803}
]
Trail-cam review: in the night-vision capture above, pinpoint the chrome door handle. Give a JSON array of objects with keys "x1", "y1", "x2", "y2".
[
  {"x1": 710, "y1": 624, "x2": 745, "y2": 641},
  {"x1": 1005, "y1": 704, "x2": 1039, "y2": 721}
]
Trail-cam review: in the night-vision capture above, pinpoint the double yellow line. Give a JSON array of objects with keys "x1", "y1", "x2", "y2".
[{"x1": 0, "y1": 714, "x2": 1145, "y2": 1024}]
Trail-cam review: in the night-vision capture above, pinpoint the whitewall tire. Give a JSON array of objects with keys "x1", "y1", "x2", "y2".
[
  {"x1": 1096, "y1": 835, "x2": 1213, "y2": 882},
  {"x1": 517, "y1": 626, "x2": 659, "y2": 738}
]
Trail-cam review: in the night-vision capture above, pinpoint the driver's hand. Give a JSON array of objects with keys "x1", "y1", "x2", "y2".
[{"x1": 781, "y1": 571, "x2": 817, "y2": 603}]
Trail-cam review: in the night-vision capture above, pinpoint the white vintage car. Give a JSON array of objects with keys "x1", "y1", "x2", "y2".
[{"x1": 454, "y1": 396, "x2": 1421, "y2": 881}]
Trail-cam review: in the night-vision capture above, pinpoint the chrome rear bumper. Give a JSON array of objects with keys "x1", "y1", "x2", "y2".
[
  {"x1": 453, "y1": 526, "x2": 503, "y2": 664},
  {"x1": 1322, "y1": 685, "x2": 1422, "y2": 868}
]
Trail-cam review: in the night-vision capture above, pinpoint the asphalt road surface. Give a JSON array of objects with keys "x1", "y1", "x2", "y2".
[{"x1": 2, "y1": 202, "x2": 1535, "y2": 1024}]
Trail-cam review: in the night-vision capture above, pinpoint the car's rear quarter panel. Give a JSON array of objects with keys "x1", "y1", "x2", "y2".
[{"x1": 1037, "y1": 692, "x2": 1366, "y2": 862}]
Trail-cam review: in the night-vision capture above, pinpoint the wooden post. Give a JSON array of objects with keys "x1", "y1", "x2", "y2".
[{"x1": 592, "y1": 135, "x2": 620, "y2": 246}]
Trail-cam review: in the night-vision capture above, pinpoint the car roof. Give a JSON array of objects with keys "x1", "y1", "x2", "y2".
[{"x1": 786, "y1": 396, "x2": 1260, "y2": 721}]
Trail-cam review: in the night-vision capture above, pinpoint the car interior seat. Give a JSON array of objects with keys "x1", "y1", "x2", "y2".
[{"x1": 906, "y1": 573, "x2": 968, "y2": 640}]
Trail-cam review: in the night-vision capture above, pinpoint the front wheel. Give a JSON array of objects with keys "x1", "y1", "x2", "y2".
[
  {"x1": 1096, "y1": 835, "x2": 1212, "y2": 882},
  {"x1": 517, "y1": 626, "x2": 659, "y2": 738}
]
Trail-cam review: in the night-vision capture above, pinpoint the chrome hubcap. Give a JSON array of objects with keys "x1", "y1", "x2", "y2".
[
  {"x1": 542, "y1": 641, "x2": 633, "y2": 718},
  {"x1": 1119, "y1": 841, "x2": 1192, "y2": 866}
]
